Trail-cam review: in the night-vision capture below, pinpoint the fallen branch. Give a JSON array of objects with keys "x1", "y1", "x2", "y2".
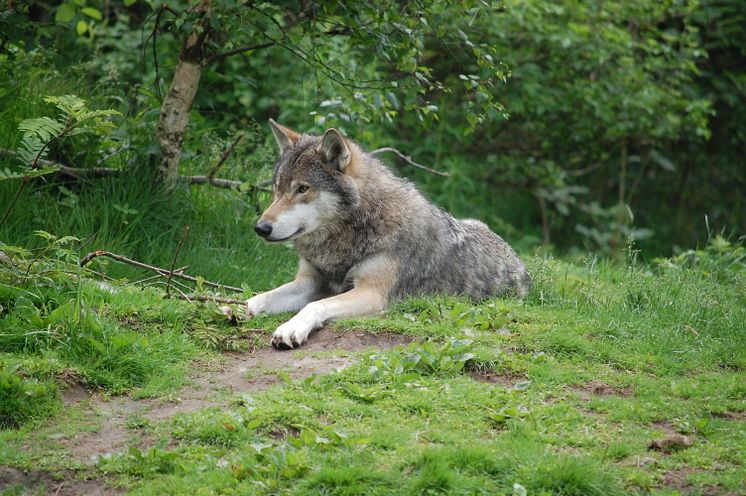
[
  {"x1": 173, "y1": 294, "x2": 246, "y2": 305},
  {"x1": 0, "y1": 148, "x2": 270, "y2": 192},
  {"x1": 185, "y1": 175, "x2": 271, "y2": 192},
  {"x1": 3, "y1": 145, "x2": 446, "y2": 191},
  {"x1": 129, "y1": 265, "x2": 190, "y2": 286},
  {"x1": 79, "y1": 249, "x2": 244, "y2": 293},
  {"x1": 370, "y1": 147, "x2": 449, "y2": 177},
  {"x1": 0, "y1": 149, "x2": 120, "y2": 179}
]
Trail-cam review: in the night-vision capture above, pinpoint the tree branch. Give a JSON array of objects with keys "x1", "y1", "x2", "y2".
[
  {"x1": 204, "y1": 41, "x2": 277, "y2": 66},
  {"x1": 209, "y1": 133, "x2": 244, "y2": 180},
  {"x1": 79, "y1": 249, "x2": 244, "y2": 293},
  {"x1": 370, "y1": 147, "x2": 449, "y2": 177}
]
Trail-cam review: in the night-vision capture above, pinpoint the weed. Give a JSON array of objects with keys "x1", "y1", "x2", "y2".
[
  {"x1": 172, "y1": 409, "x2": 252, "y2": 448},
  {"x1": 100, "y1": 444, "x2": 178, "y2": 478},
  {"x1": 366, "y1": 337, "x2": 477, "y2": 385}
]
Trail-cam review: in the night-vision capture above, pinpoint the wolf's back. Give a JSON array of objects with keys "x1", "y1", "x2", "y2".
[
  {"x1": 452, "y1": 218, "x2": 532, "y2": 298},
  {"x1": 390, "y1": 202, "x2": 531, "y2": 300}
]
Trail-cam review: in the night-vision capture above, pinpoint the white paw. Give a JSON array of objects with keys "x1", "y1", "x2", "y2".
[
  {"x1": 271, "y1": 313, "x2": 317, "y2": 349},
  {"x1": 245, "y1": 293, "x2": 268, "y2": 317}
]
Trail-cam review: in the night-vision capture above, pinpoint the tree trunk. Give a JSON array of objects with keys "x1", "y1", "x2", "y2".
[{"x1": 155, "y1": 0, "x2": 211, "y2": 183}]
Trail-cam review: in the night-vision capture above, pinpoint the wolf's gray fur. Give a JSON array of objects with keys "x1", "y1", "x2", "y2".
[{"x1": 247, "y1": 120, "x2": 531, "y2": 349}]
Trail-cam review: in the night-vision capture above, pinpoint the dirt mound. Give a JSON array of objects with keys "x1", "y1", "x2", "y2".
[{"x1": 61, "y1": 327, "x2": 413, "y2": 464}]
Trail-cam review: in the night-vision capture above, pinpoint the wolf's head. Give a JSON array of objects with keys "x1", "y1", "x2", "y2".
[{"x1": 254, "y1": 119, "x2": 358, "y2": 242}]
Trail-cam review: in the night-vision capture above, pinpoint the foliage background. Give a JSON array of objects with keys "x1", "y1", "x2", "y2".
[{"x1": 1, "y1": 0, "x2": 745, "y2": 278}]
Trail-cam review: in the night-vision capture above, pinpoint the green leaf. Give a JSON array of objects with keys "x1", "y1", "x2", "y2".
[
  {"x1": 87, "y1": 337, "x2": 107, "y2": 354},
  {"x1": 124, "y1": 0, "x2": 137, "y2": 5},
  {"x1": 81, "y1": 7, "x2": 102, "y2": 21},
  {"x1": 76, "y1": 20, "x2": 88, "y2": 36},
  {"x1": 55, "y1": 3, "x2": 75, "y2": 23}
]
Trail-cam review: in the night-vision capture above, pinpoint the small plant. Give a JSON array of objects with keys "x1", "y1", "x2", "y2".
[
  {"x1": 0, "y1": 363, "x2": 58, "y2": 429},
  {"x1": 231, "y1": 445, "x2": 310, "y2": 490},
  {"x1": 407, "y1": 299, "x2": 509, "y2": 331},
  {"x1": 99, "y1": 444, "x2": 178, "y2": 478},
  {"x1": 406, "y1": 338, "x2": 477, "y2": 376},
  {"x1": 368, "y1": 337, "x2": 477, "y2": 384},
  {"x1": 172, "y1": 409, "x2": 251, "y2": 448},
  {"x1": 287, "y1": 426, "x2": 357, "y2": 450}
]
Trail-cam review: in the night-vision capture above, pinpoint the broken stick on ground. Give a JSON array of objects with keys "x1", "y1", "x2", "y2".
[{"x1": 79, "y1": 249, "x2": 246, "y2": 300}]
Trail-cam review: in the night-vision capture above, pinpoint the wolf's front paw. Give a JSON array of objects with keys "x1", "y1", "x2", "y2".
[
  {"x1": 245, "y1": 293, "x2": 268, "y2": 318},
  {"x1": 271, "y1": 316, "x2": 315, "y2": 350}
]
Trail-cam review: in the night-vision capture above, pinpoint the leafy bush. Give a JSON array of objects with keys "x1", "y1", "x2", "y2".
[
  {"x1": 663, "y1": 235, "x2": 746, "y2": 282},
  {"x1": 0, "y1": 363, "x2": 58, "y2": 429}
]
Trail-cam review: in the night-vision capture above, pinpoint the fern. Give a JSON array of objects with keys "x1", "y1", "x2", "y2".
[
  {"x1": 15, "y1": 134, "x2": 46, "y2": 166},
  {"x1": 17, "y1": 117, "x2": 65, "y2": 143},
  {"x1": 6, "y1": 94, "x2": 121, "y2": 175}
]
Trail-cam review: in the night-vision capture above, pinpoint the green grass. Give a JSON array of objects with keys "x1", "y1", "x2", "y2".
[{"x1": 1, "y1": 234, "x2": 744, "y2": 495}]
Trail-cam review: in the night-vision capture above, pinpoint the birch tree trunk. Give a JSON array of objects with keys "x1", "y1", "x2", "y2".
[{"x1": 155, "y1": 0, "x2": 211, "y2": 183}]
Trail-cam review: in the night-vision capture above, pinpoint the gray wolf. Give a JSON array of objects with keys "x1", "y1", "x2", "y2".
[{"x1": 247, "y1": 119, "x2": 532, "y2": 349}]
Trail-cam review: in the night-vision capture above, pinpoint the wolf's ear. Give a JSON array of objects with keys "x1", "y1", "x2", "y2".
[
  {"x1": 269, "y1": 118, "x2": 300, "y2": 153},
  {"x1": 318, "y1": 128, "x2": 351, "y2": 171}
]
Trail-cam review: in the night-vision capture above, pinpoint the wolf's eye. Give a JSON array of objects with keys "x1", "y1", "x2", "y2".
[{"x1": 296, "y1": 185, "x2": 309, "y2": 194}]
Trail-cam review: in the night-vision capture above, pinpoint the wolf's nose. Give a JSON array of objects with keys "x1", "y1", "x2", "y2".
[{"x1": 254, "y1": 221, "x2": 273, "y2": 238}]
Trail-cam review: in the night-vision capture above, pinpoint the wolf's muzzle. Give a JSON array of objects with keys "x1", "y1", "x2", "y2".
[{"x1": 254, "y1": 221, "x2": 273, "y2": 238}]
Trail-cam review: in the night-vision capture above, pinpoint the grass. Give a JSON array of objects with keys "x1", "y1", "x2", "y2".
[{"x1": 0, "y1": 231, "x2": 744, "y2": 495}]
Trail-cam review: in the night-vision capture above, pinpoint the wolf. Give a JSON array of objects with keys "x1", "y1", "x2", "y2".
[{"x1": 246, "y1": 119, "x2": 532, "y2": 349}]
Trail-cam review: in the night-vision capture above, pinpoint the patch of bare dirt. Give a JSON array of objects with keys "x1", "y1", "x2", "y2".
[
  {"x1": 652, "y1": 419, "x2": 679, "y2": 436},
  {"x1": 58, "y1": 369, "x2": 90, "y2": 405},
  {"x1": 648, "y1": 420, "x2": 698, "y2": 454},
  {"x1": 61, "y1": 327, "x2": 412, "y2": 464},
  {"x1": 0, "y1": 466, "x2": 121, "y2": 496},
  {"x1": 469, "y1": 369, "x2": 526, "y2": 388},
  {"x1": 662, "y1": 468, "x2": 733, "y2": 496},
  {"x1": 60, "y1": 381, "x2": 90, "y2": 405},
  {"x1": 179, "y1": 327, "x2": 413, "y2": 402},
  {"x1": 569, "y1": 380, "x2": 633, "y2": 398},
  {"x1": 62, "y1": 395, "x2": 157, "y2": 465}
]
